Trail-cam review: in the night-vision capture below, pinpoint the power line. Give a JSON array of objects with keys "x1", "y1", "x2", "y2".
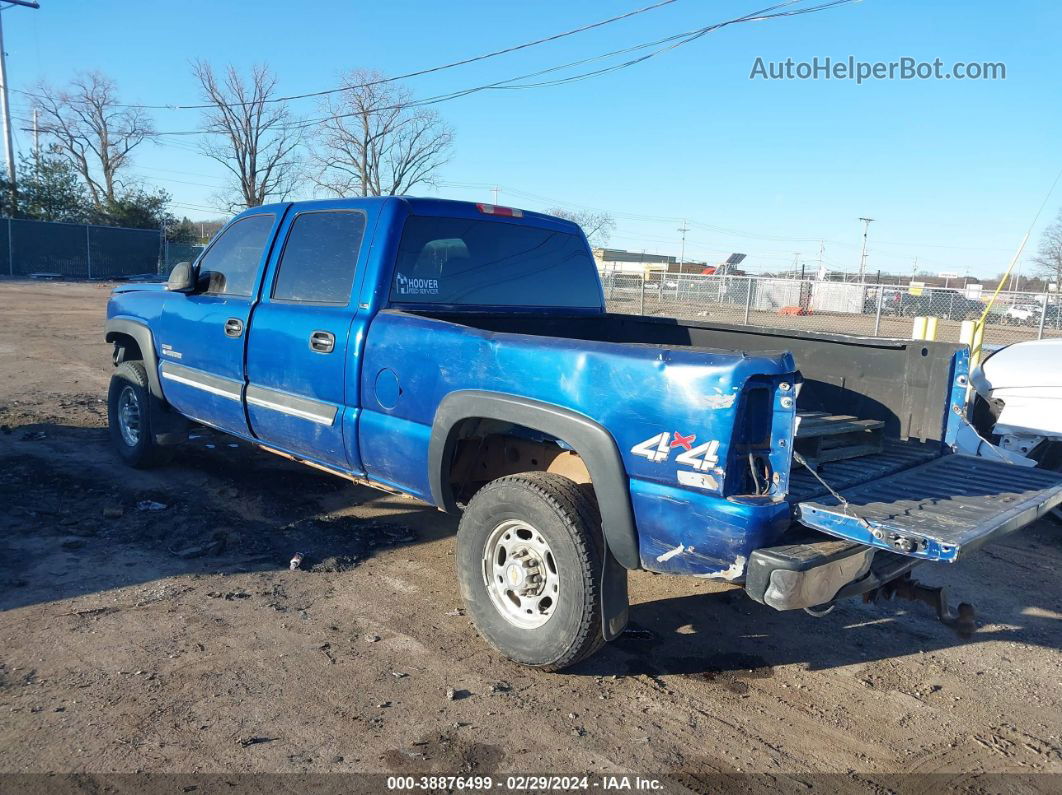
[
  {"x1": 12, "y1": 0, "x2": 858, "y2": 135},
  {"x1": 442, "y1": 183, "x2": 1014, "y2": 273},
  {"x1": 123, "y1": 163, "x2": 228, "y2": 181},
  {"x1": 277, "y1": 0, "x2": 860, "y2": 134},
  {"x1": 128, "y1": 171, "x2": 227, "y2": 189},
  {"x1": 436, "y1": 180, "x2": 988, "y2": 263},
  {"x1": 12, "y1": 0, "x2": 685, "y2": 111}
]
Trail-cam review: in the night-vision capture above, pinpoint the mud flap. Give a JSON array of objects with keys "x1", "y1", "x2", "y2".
[
  {"x1": 150, "y1": 400, "x2": 190, "y2": 446},
  {"x1": 601, "y1": 545, "x2": 629, "y2": 641},
  {"x1": 796, "y1": 455, "x2": 1062, "y2": 562}
]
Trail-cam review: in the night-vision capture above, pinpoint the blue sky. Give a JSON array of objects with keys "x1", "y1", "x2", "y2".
[{"x1": 4, "y1": 0, "x2": 1059, "y2": 278}]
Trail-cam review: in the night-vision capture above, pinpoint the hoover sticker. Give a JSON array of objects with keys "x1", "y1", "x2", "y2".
[{"x1": 396, "y1": 272, "x2": 439, "y2": 296}]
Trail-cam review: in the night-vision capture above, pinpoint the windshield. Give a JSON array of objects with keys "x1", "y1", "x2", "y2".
[{"x1": 390, "y1": 216, "x2": 602, "y2": 309}]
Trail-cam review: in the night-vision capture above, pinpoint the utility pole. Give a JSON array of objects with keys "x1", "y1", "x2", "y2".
[
  {"x1": 160, "y1": 216, "x2": 168, "y2": 275},
  {"x1": 31, "y1": 106, "x2": 38, "y2": 162},
  {"x1": 677, "y1": 219, "x2": 689, "y2": 274},
  {"x1": 0, "y1": 1, "x2": 40, "y2": 207},
  {"x1": 491, "y1": 186, "x2": 500, "y2": 205},
  {"x1": 857, "y1": 217, "x2": 875, "y2": 283},
  {"x1": 792, "y1": 251, "x2": 800, "y2": 277}
]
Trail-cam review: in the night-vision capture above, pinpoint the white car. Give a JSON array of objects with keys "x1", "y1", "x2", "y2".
[
  {"x1": 970, "y1": 338, "x2": 1062, "y2": 468},
  {"x1": 1003, "y1": 303, "x2": 1041, "y2": 325}
]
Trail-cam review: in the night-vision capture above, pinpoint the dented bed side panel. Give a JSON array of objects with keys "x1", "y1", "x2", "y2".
[{"x1": 631, "y1": 478, "x2": 792, "y2": 578}]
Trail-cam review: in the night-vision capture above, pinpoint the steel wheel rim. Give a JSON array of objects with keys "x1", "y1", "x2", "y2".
[
  {"x1": 482, "y1": 519, "x2": 560, "y2": 629},
  {"x1": 117, "y1": 385, "x2": 142, "y2": 447}
]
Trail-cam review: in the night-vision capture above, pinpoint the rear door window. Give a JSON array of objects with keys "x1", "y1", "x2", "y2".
[{"x1": 390, "y1": 216, "x2": 601, "y2": 308}]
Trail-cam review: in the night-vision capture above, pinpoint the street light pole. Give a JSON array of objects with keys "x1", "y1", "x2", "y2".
[
  {"x1": 0, "y1": 1, "x2": 42, "y2": 208},
  {"x1": 0, "y1": 12, "x2": 15, "y2": 205},
  {"x1": 677, "y1": 219, "x2": 689, "y2": 275},
  {"x1": 857, "y1": 217, "x2": 875, "y2": 283}
]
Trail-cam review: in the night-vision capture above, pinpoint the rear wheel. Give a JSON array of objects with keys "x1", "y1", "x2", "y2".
[
  {"x1": 456, "y1": 472, "x2": 605, "y2": 672},
  {"x1": 108, "y1": 361, "x2": 173, "y2": 468}
]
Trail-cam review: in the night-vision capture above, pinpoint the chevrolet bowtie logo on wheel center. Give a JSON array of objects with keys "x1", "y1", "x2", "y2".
[{"x1": 506, "y1": 563, "x2": 524, "y2": 587}]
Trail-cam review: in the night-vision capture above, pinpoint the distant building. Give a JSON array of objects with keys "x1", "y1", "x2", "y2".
[{"x1": 593, "y1": 248, "x2": 707, "y2": 275}]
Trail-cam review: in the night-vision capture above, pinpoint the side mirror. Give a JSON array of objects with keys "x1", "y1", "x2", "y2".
[{"x1": 166, "y1": 261, "x2": 196, "y2": 293}]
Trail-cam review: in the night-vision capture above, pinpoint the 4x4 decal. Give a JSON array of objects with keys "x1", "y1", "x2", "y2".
[{"x1": 631, "y1": 432, "x2": 720, "y2": 472}]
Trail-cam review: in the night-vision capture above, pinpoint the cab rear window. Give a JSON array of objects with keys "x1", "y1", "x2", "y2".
[{"x1": 390, "y1": 216, "x2": 601, "y2": 308}]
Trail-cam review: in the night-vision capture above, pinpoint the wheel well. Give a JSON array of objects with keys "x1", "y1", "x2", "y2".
[
  {"x1": 446, "y1": 418, "x2": 592, "y2": 506},
  {"x1": 107, "y1": 332, "x2": 143, "y2": 364},
  {"x1": 429, "y1": 390, "x2": 640, "y2": 570}
]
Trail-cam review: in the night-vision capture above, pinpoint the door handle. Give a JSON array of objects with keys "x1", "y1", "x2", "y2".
[
  {"x1": 224, "y1": 318, "x2": 244, "y2": 338},
  {"x1": 309, "y1": 330, "x2": 335, "y2": 354}
]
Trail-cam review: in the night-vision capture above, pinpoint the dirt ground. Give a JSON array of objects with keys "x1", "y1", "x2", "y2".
[{"x1": 0, "y1": 279, "x2": 1060, "y2": 789}]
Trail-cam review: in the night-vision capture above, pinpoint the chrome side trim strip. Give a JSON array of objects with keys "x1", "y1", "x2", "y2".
[
  {"x1": 245, "y1": 384, "x2": 337, "y2": 426},
  {"x1": 159, "y1": 362, "x2": 338, "y2": 426},
  {"x1": 159, "y1": 362, "x2": 242, "y2": 402}
]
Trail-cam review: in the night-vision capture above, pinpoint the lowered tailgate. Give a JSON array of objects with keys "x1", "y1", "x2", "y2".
[{"x1": 795, "y1": 455, "x2": 1062, "y2": 562}]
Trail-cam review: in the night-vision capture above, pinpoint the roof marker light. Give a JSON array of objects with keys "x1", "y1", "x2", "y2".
[{"x1": 476, "y1": 203, "x2": 523, "y2": 218}]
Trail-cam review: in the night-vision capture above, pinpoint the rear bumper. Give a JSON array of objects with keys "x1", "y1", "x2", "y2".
[{"x1": 745, "y1": 533, "x2": 921, "y2": 611}]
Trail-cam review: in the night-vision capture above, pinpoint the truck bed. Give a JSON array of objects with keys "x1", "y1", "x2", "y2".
[
  {"x1": 787, "y1": 438, "x2": 940, "y2": 502},
  {"x1": 371, "y1": 308, "x2": 1046, "y2": 569},
  {"x1": 412, "y1": 310, "x2": 962, "y2": 444}
]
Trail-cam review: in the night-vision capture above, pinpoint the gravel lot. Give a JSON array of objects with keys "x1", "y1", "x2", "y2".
[{"x1": 0, "y1": 280, "x2": 1059, "y2": 789}]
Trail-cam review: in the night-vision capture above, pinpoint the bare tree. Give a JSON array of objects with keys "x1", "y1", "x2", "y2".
[
  {"x1": 546, "y1": 207, "x2": 616, "y2": 247},
  {"x1": 310, "y1": 70, "x2": 453, "y2": 197},
  {"x1": 35, "y1": 72, "x2": 155, "y2": 208},
  {"x1": 1033, "y1": 207, "x2": 1062, "y2": 288},
  {"x1": 193, "y1": 61, "x2": 302, "y2": 210}
]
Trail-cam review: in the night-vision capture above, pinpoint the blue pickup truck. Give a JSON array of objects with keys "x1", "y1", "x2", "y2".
[{"x1": 105, "y1": 197, "x2": 1062, "y2": 671}]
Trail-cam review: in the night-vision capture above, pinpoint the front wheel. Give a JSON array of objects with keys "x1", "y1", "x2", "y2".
[
  {"x1": 108, "y1": 361, "x2": 173, "y2": 468},
  {"x1": 456, "y1": 472, "x2": 606, "y2": 672}
]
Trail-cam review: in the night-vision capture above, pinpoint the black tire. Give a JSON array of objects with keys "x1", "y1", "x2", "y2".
[
  {"x1": 970, "y1": 394, "x2": 1001, "y2": 439},
  {"x1": 456, "y1": 472, "x2": 606, "y2": 672},
  {"x1": 107, "y1": 360, "x2": 173, "y2": 468}
]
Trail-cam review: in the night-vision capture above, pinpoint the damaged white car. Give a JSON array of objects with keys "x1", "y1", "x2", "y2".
[{"x1": 970, "y1": 338, "x2": 1062, "y2": 474}]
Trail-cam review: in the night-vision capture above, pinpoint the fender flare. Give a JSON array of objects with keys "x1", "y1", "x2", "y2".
[
  {"x1": 104, "y1": 316, "x2": 188, "y2": 443},
  {"x1": 428, "y1": 389, "x2": 640, "y2": 571},
  {"x1": 105, "y1": 317, "x2": 163, "y2": 400}
]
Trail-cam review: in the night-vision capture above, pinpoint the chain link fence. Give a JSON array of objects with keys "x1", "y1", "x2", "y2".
[
  {"x1": 0, "y1": 217, "x2": 163, "y2": 279},
  {"x1": 602, "y1": 271, "x2": 1062, "y2": 348},
  {"x1": 160, "y1": 242, "x2": 206, "y2": 275}
]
